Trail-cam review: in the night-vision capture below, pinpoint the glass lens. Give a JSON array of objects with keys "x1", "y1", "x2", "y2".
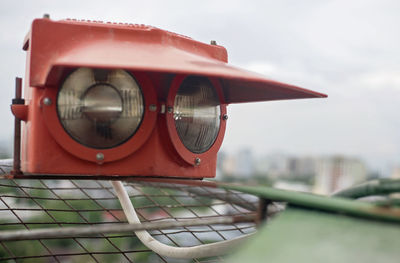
[
  {"x1": 174, "y1": 76, "x2": 221, "y2": 153},
  {"x1": 57, "y1": 68, "x2": 144, "y2": 149}
]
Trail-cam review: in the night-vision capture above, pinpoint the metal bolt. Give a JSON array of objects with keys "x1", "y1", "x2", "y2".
[
  {"x1": 222, "y1": 114, "x2": 228, "y2": 121},
  {"x1": 96, "y1": 153, "x2": 104, "y2": 161},
  {"x1": 149, "y1": 104, "x2": 157, "y2": 112},
  {"x1": 194, "y1": 157, "x2": 201, "y2": 166},
  {"x1": 210, "y1": 40, "x2": 217, "y2": 45},
  {"x1": 43, "y1": 14, "x2": 50, "y2": 19},
  {"x1": 167, "y1": 106, "x2": 173, "y2": 113},
  {"x1": 160, "y1": 104, "x2": 166, "y2": 114},
  {"x1": 43, "y1": 97, "x2": 52, "y2": 106}
]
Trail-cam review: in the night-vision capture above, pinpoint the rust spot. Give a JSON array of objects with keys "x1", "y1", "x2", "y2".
[
  {"x1": 0, "y1": 174, "x2": 15, "y2": 179},
  {"x1": 369, "y1": 206, "x2": 400, "y2": 218},
  {"x1": 231, "y1": 214, "x2": 256, "y2": 224}
]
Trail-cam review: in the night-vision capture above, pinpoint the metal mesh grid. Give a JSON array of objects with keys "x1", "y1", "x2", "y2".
[{"x1": 0, "y1": 178, "x2": 258, "y2": 262}]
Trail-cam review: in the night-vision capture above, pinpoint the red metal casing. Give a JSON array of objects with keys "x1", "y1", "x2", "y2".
[{"x1": 17, "y1": 18, "x2": 326, "y2": 178}]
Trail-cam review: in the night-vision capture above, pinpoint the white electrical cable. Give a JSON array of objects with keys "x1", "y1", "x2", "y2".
[{"x1": 111, "y1": 181, "x2": 252, "y2": 259}]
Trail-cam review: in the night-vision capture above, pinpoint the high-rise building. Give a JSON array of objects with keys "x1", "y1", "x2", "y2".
[{"x1": 313, "y1": 156, "x2": 367, "y2": 194}]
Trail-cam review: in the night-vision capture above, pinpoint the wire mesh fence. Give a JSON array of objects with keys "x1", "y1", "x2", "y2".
[{"x1": 0, "y1": 176, "x2": 259, "y2": 263}]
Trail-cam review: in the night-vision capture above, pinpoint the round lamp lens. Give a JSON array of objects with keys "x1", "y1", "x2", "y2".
[
  {"x1": 174, "y1": 76, "x2": 221, "y2": 153},
  {"x1": 57, "y1": 68, "x2": 144, "y2": 149}
]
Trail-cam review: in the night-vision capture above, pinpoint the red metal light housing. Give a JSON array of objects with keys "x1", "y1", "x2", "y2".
[{"x1": 11, "y1": 18, "x2": 326, "y2": 179}]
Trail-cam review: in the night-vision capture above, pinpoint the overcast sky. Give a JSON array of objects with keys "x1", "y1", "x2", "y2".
[{"x1": 0, "y1": 0, "x2": 399, "y2": 173}]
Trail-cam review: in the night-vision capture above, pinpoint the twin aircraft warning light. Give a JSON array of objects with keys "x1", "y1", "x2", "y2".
[{"x1": 10, "y1": 18, "x2": 326, "y2": 179}]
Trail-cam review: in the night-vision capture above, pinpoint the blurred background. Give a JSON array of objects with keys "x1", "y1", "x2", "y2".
[{"x1": 0, "y1": 0, "x2": 399, "y2": 194}]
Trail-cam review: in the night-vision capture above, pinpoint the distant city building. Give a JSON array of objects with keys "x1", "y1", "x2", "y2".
[
  {"x1": 235, "y1": 148, "x2": 254, "y2": 178},
  {"x1": 391, "y1": 166, "x2": 400, "y2": 179},
  {"x1": 216, "y1": 152, "x2": 226, "y2": 170},
  {"x1": 218, "y1": 149, "x2": 254, "y2": 178},
  {"x1": 313, "y1": 156, "x2": 367, "y2": 194},
  {"x1": 220, "y1": 153, "x2": 237, "y2": 177},
  {"x1": 287, "y1": 157, "x2": 316, "y2": 178},
  {"x1": 255, "y1": 154, "x2": 317, "y2": 180},
  {"x1": 254, "y1": 153, "x2": 290, "y2": 178},
  {"x1": 219, "y1": 151, "x2": 368, "y2": 195}
]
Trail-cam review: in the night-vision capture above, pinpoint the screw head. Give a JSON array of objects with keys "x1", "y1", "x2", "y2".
[
  {"x1": 222, "y1": 114, "x2": 228, "y2": 121},
  {"x1": 43, "y1": 97, "x2": 52, "y2": 106},
  {"x1": 96, "y1": 153, "x2": 104, "y2": 161},
  {"x1": 194, "y1": 157, "x2": 201, "y2": 166},
  {"x1": 149, "y1": 104, "x2": 157, "y2": 112}
]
